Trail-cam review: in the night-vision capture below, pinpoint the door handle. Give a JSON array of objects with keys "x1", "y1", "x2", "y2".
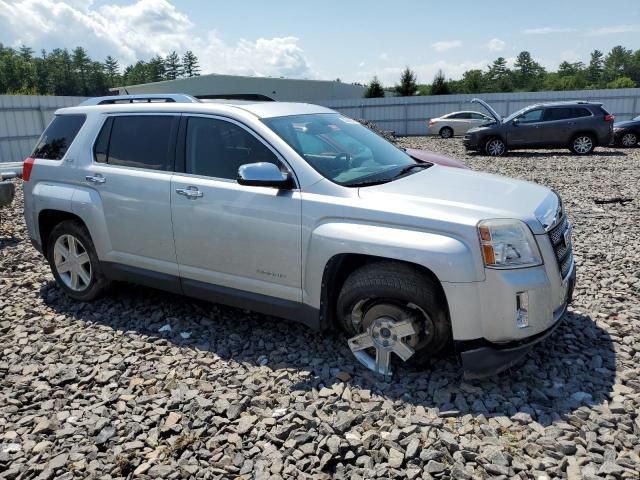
[
  {"x1": 176, "y1": 186, "x2": 203, "y2": 199},
  {"x1": 85, "y1": 174, "x2": 106, "y2": 184}
]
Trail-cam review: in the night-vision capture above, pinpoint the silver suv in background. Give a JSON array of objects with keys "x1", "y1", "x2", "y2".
[
  {"x1": 23, "y1": 94, "x2": 576, "y2": 378},
  {"x1": 464, "y1": 99, "x2": 614, "y2": 156},
  {"x1": 428, "y1": 111, "x2": 493, "y2": 138}
]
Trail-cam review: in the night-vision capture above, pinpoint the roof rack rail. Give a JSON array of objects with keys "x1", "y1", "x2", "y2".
[{"x1": 79, "y1": 94, "x2": 200, "y2": 106}]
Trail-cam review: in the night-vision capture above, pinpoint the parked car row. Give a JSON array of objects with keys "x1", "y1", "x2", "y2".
[{"x1": 429, "y1": 98, "x2": 638, "y2": 156}]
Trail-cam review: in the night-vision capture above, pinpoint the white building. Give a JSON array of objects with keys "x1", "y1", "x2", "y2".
[{"x1": 111, "y1": 73, "x2": 366, "y2": 102}]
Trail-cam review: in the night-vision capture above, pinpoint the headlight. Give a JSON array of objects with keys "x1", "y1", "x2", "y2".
[{"x1": 478, "y1": 219, "x2": 542, "y2": 268}]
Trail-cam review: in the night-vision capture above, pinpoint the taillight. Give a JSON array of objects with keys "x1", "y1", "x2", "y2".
[
  {"x1": 604, "y1": 114, "x2": 615, "y2": 122},
  {"x1": 23, "y1": 157, "x2": 35, "y2": 181}
]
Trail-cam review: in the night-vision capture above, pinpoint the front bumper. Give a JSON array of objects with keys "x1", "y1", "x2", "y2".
[
  {"x1": 463, "y1": 135, "x2": 480, "y2": 149},
  {"x1": 457, "y1": 262, "x2": 576, "y2": 379}
]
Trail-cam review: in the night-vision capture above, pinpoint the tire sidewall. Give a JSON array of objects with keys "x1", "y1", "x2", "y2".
[
  {"x1": 46, "y1": 220, "x2": 107, "y2": 301},
  {"x1": 337, "y1": 264, "x2": 451, "y2": 359}
]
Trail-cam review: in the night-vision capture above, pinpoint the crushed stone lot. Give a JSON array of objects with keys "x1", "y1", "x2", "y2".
[{"x1": 1, "y1": 137, "x2": 639, "y2": 479}]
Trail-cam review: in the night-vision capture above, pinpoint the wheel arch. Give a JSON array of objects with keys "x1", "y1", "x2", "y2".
[
  {"x1": 38, "y1": 209, "x2": 87, "y2": 259},
  {"x1": 318, "y1": 253, "x2": 451, "y2": 331}
]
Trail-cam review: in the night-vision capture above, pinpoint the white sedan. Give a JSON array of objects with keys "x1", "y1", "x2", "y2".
[{"x1": 428, "y1": 111, "x2": 493, "y2": 138}]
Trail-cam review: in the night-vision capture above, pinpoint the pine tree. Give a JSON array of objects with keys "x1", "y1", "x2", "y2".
[
  {"x1": 430, "y1": 70, "x2": 449, "y2": 95},
  {"x1": 363, "y1": 76, "x2": 385, "y2": 98},
  {"x1": 72, "y1": 46, "x2": 91, "y2": 95},
  {"x1": 147, "y1": 55, "x2": 166, "y2": 82},
  {"x1": 181, "y1": 50, "x2": 200, "y2": 77},
  {"x1": 395, "y1": 67, "x2": 418, "y2": 96},
  {"x1": 104, "y1": 55, "x2": 120, "y2": 88},
  {"x1": 588, "y1": 50, "x2": 604, "y2": 86},
  {"x1": 164, "y1": 51, "x2": 182, "y2": 80}
]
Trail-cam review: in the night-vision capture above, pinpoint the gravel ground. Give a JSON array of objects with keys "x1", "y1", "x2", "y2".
[{"x1": 1, "y1": 138, "x2": 639, "y2": 479}]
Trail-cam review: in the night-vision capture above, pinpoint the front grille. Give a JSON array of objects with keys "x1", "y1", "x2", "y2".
[{"x1": 548, "y1": 216, "x2": 573, "y2": 278}]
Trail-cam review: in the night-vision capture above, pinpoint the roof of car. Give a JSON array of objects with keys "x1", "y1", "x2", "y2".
[
  {"x1": 61, "y1": 96, "x2": 335, "y2": 119},
  {"x1": 530, "y1": 100, "x2": 603, "y2": 108}
]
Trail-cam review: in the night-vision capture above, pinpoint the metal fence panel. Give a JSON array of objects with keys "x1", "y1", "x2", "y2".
[
  {"x1": 1, "y1": 89, "x2": 639, "y2": 162},
  {"x1": 319, "y1": 88, "x2": 640, "y2": 135}
]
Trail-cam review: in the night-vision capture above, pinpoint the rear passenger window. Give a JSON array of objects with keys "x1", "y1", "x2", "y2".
[
  {"x1": 571, "y1": 108, "x2": 591, "y2": 118},
  {"x1": 32, "y1": 114, "x2": 86, "y2": 160},
  {"x1": 94, "y1": 116, "x2": 177, "y2": 170},
  {"x1": 545, "y1": 108, "x2": 572, "y2": 121},
  {"x1": 185, "y1": 117, "x2": 281, "y2": 179}
]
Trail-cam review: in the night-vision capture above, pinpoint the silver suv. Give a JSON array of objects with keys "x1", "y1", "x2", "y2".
[{"x1": 23, "y1": 94, "x2": 576, "y2": 378}]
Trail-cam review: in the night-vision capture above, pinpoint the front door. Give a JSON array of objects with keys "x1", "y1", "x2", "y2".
[
  {"x1": 170, "y1": 115, "x2": 302, "y2": 303},
  {"x1": 508, "y1": 108, "x2": 546, "y2": 148}
]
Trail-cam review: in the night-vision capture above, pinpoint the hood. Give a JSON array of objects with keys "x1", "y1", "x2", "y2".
[
  {"x1": 471, "y1": 98, "x2": 502, "y2": 124},
  {"x1": 614, "y1": 120, "x2": 640, "y2": 128},
  {"x1": 359, "y1": 166, "x2": 556, "y2": 234},
  {"x1": 405, "y1": 148, "x2": 469, "y2": 169}
]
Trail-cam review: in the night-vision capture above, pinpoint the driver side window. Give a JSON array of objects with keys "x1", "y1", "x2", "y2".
[
  {"x1": 185, "y1": 117, "x2": 283, "y2": 179},
  {"x1": 517, "y1": 109, "x2": 544, "y2": 124}
]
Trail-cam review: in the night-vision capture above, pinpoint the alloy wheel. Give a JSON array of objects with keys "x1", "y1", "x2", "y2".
[
  {"x1": 573, "y1": 136, "x2": 593, "y2": 154},
  {"x1": 347, "y1": 301, "x2": 434, "y2": 378},
  {"x1": 440, "y1": 128, "x2": 453, "y2": 139},
  {"x1": 486, "y1": 138, "x2": 505, "y2": 156},
  {"x1": 53, "y1": 234, "x2": 92, "y2": 292},
  {"x1": 622, "y1": 133, "x2": 637, "y2": 147}
]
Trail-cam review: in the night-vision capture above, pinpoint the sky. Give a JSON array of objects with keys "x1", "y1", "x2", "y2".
[{"x1": 1, "y1": 0, "x2": 640, "y2": 86}]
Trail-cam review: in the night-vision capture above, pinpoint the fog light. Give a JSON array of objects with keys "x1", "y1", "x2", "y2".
[{"x1": 516, "y1": 291, "x2": 529, "y2": 328}]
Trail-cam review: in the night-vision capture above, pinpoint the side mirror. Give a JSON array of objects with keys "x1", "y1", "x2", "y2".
[
  {"x1": 237, "y1": 162, "x2": 294, "y2": 189},
  {"x1": 512, "y1": 118, "x2": 520, "y2": 126}
]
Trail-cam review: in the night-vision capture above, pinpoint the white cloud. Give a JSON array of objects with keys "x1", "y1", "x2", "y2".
[
  {"x1": 379, "y1": 52, "x2": 389, "y2": 61},
  {"x1": 431, "y1": 40, "x2": 462, "y2": 52},
  {"x1": 586, "y1": 24, "x2": 640, "y2": 36},
  {"x1": 0, "y1": 0, "x2": 314, "y2": 78},
  {"x1": 522, "y1": 27, "x2": 578, "y2": 35},
  {"x1": 486, "y1": 38, "x2": 505, "y2": 52}
]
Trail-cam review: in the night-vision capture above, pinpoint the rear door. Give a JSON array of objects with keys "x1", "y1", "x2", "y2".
[
  {"x1": 170, "y1": 115, "x2": 302, "y2": 303},
  {"x1": 86, "y1": 114, "x2": 181, "y2": 284}
]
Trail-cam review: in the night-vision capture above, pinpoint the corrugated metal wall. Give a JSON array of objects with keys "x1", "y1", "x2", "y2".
[
  {"x1": 1, "y1": 88, "x2": 639, "y2": 162},
  {"x1": 0, "y1": 95, "x2": 87, "y2": 163},
  {"x1": 318, "y1": 88, "x2": 640, "y2": 135}
]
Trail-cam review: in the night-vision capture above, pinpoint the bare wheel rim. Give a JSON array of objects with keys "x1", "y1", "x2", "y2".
[
  {"x1": 347, "y1": 300, "x2": 434, "y2": 378},
  {"x1": 574, "y1": 136, "x2": 593, "y2": 153},
  {"x1": 53, "y1": 234, "x2": 92, "y2": 292},
  {"x1": 622, "y1": 133, "x2": 637, "y2": 147},
  {"x1": 487, "y1": 139, "x2": 505, "y2": 156}
]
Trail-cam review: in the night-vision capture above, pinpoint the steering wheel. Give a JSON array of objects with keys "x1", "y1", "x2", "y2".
[{"x1": 334, "y1": 152, "x2": 361, "y2": 169}]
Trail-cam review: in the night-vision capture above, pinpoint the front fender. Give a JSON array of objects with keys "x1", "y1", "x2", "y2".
[{"x1": 303, "y1": 221, "x2": 483, "y2": 308}]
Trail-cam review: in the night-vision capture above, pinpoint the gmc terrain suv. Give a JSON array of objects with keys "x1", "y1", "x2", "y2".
[
  {"x1": 23, "y1": 94, "x2": 576, "y2": 378},
  {"x1": 464, "y1": 98, "x2": 614, "y2": 156}
]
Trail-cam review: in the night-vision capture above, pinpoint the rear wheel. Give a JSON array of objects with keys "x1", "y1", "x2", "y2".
[
  {"x1": 484, "y1": 137, "x2": 506, "y2": 156},
  {"x1": 337, "y1": 262, "x2": 451, "y2": 377},
  {"x1": 570, "y1": 134, "x2": 595, "y2": 155},
  {"x1": 621, "y1": 132, "x2": 638, "y2": 148},
  {"x1": 439, "y1": 127, "x2": 454, "y2": 139},
  {"x1": 46, "y1": 220, "x2": 110, "y2": 301}
]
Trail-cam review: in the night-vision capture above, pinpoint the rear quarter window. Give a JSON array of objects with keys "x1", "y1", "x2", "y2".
[{"x1": 31, "y1": 114, "x2": 86, "y2": 160}]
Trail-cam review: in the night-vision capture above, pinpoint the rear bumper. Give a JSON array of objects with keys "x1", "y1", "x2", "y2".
[
  {"x1": 0, "y1": 181, "x2": 16, "y2": 208},
  {"x1": 457, "y1": 263, "x2": 576, "y2": 379}
]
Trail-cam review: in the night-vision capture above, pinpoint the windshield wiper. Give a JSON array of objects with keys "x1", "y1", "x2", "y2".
[
  {"x1": 392, "y1": 162, "x2": 431, "y2": 179},
  {"x1": 346, "y1": 179, "x2": 392, "y2": 188}
]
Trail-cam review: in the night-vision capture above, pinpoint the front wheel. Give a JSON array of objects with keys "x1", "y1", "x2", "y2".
[
  {"x1": 570, "y1": 134, "x2": 595, "y2": 155},
  {"x1": 337, "y1": 262, "x2": 451, "y2": 377},
  {"x1": 46, "y1": 220, "x2": 110, "y2": 301},
  {"x1": 484, "y1": 137, "x2": 506, "y2": 156}
]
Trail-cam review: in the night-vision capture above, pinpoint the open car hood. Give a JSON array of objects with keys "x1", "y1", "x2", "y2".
[{"x1": 471, "y1": 98, "x2": 502, "y2": 124}]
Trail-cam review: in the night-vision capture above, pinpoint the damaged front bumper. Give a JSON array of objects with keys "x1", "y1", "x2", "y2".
[{"x1": 457, "y1": 264, "x2": 576, "y2": 379}]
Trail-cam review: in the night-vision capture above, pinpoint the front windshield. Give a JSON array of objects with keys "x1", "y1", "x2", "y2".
[
  {"x1": 263, "y1": 113, "x2": 420, "y2": 186},
  {"x1": 503, "y1": 106, "x2": 530, "y2": 123}
]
